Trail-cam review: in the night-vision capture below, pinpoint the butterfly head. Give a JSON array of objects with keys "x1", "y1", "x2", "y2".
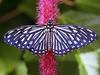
[
  {"x1": 47, "y1": 20, "x2": 53, "y2": 26},
  {"x1": 46, "y1": 20, "x2": 54, "y2": 29}
]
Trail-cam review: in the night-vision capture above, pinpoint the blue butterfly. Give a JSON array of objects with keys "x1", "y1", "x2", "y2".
[{"x1": 4, "y1": 21, "x2": 97, "y2": 56}]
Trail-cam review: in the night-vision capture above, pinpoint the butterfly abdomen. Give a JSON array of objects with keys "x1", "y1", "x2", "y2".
[{"x1": 46, "y1": 29, "x2": 53, "y2": 51}]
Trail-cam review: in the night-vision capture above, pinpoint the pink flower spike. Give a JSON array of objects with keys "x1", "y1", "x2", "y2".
[
  {"x1": 37, "y1": 0, "x2": 59, "y2": 25},
  {"x1": 37, "y1": 0, "x2": 59, "y2": 75},
  {"x1": 39, "y1": 51, "x2": 57, "y2": 75}
]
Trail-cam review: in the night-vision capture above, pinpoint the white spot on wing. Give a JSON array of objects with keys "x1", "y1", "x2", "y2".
[
  {"x1": 15, "y1": 41, "x2": 18, "y2": 44},
  {"x1": 63, "y1": 51, "x2": 66, "y2": 53},
  {"x1": 55, "y1": 40, "x2": 58, "y2": 50},
  {"x1": 29, "y1": 27, "x2": 45, "y2": 33},
  {"x1": 20, "y1": 35, "x2": 24, "y2": 38},
  {"x1": 39, "y1": 51, "x2": 41, "y2": 54},
  {"x1": 59, "y1": 52, "x2": 62, "y2": 54},
  {"x1": 42, "y1": 41, "x2": 45, "y2": 50},
  {"x1": 68, "y1": 41, "x2": 72, "y2": 44},
  {"x1": 73, "y1": 30, "x2": 78, "y2": 33},
  {"x1": 72, "y1": 46, "x2": 75, "y2": 48},
  {"x1": 61, "y1": 44, "x2": 65, "y2": 49},
  {"x1": 69, "y1": 26, "x2": 77, "y2": 29},
  {"x1": 34, "y1": 31, "x2": 44, "y2": 44},
  {"x1": 68, "y1": 34, "x2": 74, "y2": 40},
  {"x1": 64, "y1": 29, "x2": 72, "y2": 32},
  {"x1": 34, "y1": 51, "x2": 37, "y2": 53},
  {"x1": 18, "y1": 44, "x2": 21, "y2": 47},
  {"x1": 14, "y1": 31, "x2": 21, "y2": 36},
  {"x1": 81, "y1": 43, "x2": 83, "y2": 45},
  {"x1": 22, "y1": 46, "x2": 24, "y2": 48},
  {"x1": 27, "y1": 46, "x2": 30, "y2": 49},
  {"x1": 42, "y1": 51, "x2": 45, "y2": 53},
  {"x1": 27, "y1": 34, "x2": 33, "y2": 40},
  {"x1": 29, "y1": 41, "x2": 33, "y2": 45},
  {"x1": 76, "y1": 37, "x2": 80, "y2": 41},
  {"x1": 53, "y1": 34, "x2": 55, "y2": 49},
  {"x1": 58, "y1": 43, "x2": 61, "y2": 50},
  {"x1": 8, "y1": 39, "x2": 10, "y2": 42},
  {"x1": 91, "y1": 38, "x2": 93, "y2": 40},
  {"x1": 21, "y1": 37, "x2": 25, "y2": 42},
  {"x1": 8, "y1": 30, "x2": 14, "y2": 34},
  {"x1": 67, "y1": 49, "x2": 70, "y2": 51},
  {"x1": 55, "y1": 51, "x2": 58, "y2": 54},
  {"x1": 90, "y1": 34, "x2": 94, "y2": 37},
  {"x1": 77, "y1": 34, "x2": 81, "y2": 37},
  {"x1": 10, "y1": 42, "x2": 13, "y2": 45},
  {"x1": 83, "y1": 39, "x2": 86, "y2": 43},
  {"x1": 33, "y1": 30, "x2": 41, "y2": 39},
  {"x1": 74, "y1": 41, "x2": 78, "y2": 44},
  {"x1": 7, "y1": 35, "x2": 11, "y2": 38},
  {"x1": 55, "y1": 33, "x2": 61, "y2": 42},
  {"x1": 88, "y1": 40, "x2": 91, "y2": 43},
  {"x1": 24, "y1": 41, "x2": 27, "y2": 44},
  {"x1": 77, "y1": 45, "x2": 80, "y2": 48},
  {"x1": 86, "y1": 29, "x2": 92, "y2": 33},
  {"x1": 24, "y1": 27, "x2": 32, "y2": 30},
  {"x1": 55, "y1": 26, "x2": 72, "y2": 32},
  {"x1": 80, "y1": 30, "x2": 87, "y2": 35},
  {"x1": 23, "y1": 31, "x2": 28, "y2": 34},
  {"x1": 39, "y1": 43, "x2": 42, "y2": 50},
  {"x1": 39, "y1": 32, "x2": 45, "y2": 43}
]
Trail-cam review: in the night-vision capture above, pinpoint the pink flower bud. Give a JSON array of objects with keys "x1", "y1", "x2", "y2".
[{"x1": 37, "y1": 0, "x2": 59, "y2": 25}]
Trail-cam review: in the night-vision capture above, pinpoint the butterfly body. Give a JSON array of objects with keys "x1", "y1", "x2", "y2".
[{"x1": 4, "y1": 21, "x2": 97, "y2": 56}]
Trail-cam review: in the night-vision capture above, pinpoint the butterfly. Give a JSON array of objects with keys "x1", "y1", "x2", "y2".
[{"x1": 4, "y1": 21, "x2": 97, "y2": 56}]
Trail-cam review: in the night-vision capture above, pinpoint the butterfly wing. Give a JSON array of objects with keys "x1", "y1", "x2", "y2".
[
  {"x1": 52, "y1": 25, "x2": 97, "y2": 56},
  {"x1": 4, "y1": 25, "x2": 48, "y2": 55},
  {"x1": 4, "y1": 24, "x2": 97, "y2": 56}
]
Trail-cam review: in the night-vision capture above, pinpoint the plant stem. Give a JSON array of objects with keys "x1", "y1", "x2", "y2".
[{"x1": 37, "y1": 0, "x2": 59, "y2": 75}]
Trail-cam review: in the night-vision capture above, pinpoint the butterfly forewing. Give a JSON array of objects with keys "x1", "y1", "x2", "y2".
[
  {"x1": 52, "y1": 25, "x2": 97, "y2": 55},
  {"x1": 4, "y1": 25, "x2": 48, "y2": 55}
]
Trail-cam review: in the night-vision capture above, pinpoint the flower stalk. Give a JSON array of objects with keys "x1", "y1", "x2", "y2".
[{"x1": 37, "y1": 0, "x2": 59, "y2": 75}]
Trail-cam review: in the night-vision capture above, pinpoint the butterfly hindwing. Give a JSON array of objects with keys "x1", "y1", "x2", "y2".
[{"x1": 52, "y1": 25, "x2": 97, "y2": 55}]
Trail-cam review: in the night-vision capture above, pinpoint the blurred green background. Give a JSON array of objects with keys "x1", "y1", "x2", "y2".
[{"x1": 0, "y1": 0, "x2": 100, "y2": 75}]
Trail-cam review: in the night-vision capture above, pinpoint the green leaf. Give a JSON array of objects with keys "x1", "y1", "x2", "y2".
[
  {"x1": 15, "y1": 62, "x2": 28, "y2": 75},
  {"x1": 76, "y1": 0, "x2": 100, "y2": 15},
  {"x1": 76, "y1": 50, "x2": 100, "y2": 75},
  {"x1": 18, "y1": 0, "x2": 37, "y2": 18},
  {"x1": 0, "y1": 60, "x2": 6, "y2": 75}
]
